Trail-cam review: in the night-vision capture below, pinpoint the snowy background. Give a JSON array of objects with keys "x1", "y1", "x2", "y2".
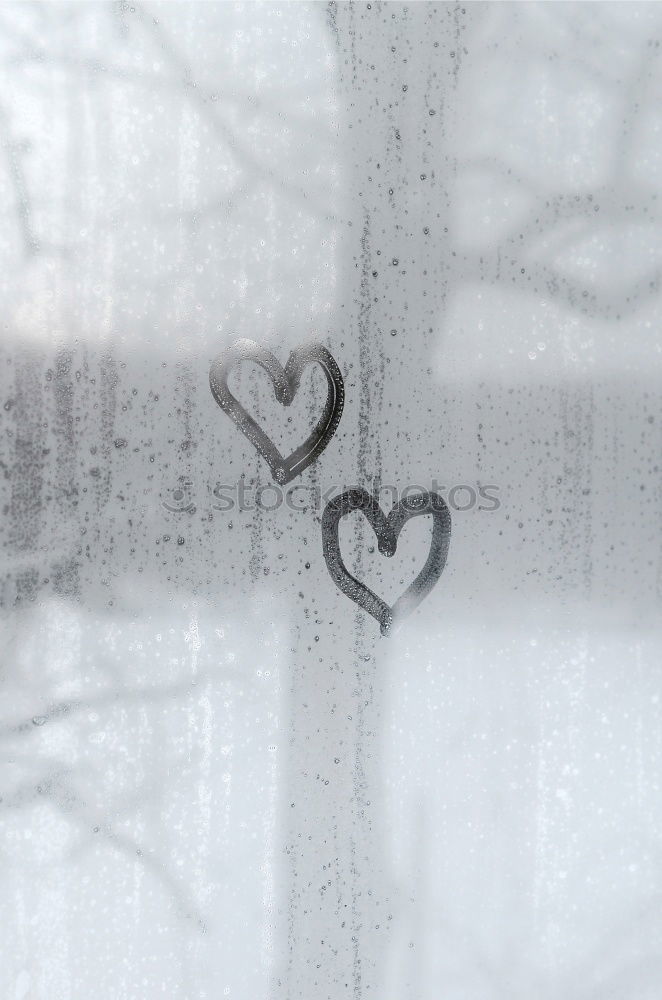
[{"x1": 1, "y1": 3, "x2": 661, "y2": 998}]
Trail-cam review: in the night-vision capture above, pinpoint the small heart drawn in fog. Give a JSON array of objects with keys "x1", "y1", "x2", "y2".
[
  {"x1": 321, "y1": 488, "x2": 451, "y2": 635},
  {"x1": 209, "y1": 339, "x2": 344, "y2": 485}
]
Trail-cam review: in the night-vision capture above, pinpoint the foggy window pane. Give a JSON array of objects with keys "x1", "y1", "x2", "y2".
[{"x1": 1, "y1": 3, "x2": 661, "y2": 998}]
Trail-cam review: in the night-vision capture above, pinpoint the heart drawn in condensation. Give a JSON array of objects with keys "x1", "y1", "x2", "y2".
[
  {"x1": 322, "y1": 488, "x2": 451, "y2": 636},
  {"x1": 209, "y1": 339, "x2": 345, "y2": 485}
]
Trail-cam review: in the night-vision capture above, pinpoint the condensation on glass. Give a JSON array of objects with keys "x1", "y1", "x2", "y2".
[{"x1": 1, "y1": 4, "x2": 661, "y2": 999}]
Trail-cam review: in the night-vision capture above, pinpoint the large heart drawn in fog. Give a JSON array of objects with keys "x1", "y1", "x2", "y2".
[
  {"x1": 209, "y1": 339, "x2": 344, "y2": 485},
  {"x1": 322, "y1": 488, "x2": 451, "y2": 635}
]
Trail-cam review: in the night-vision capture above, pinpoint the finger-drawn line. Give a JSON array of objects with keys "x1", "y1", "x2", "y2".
[
  {"x1": 321, "y1": 488, "x2": 451, "y2": 635},
  {"x1": 209, "y1": 338, "x2": 344, "y2": 485}
]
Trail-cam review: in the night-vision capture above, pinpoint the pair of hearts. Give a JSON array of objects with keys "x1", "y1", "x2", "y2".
[{"x1": 209, "y1": 339, "x2": 451, "y2": 633}]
